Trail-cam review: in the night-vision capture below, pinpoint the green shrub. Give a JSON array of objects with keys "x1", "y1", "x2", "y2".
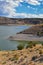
[
  {"x1": 37, "y1": 32, "x2": 42, "y2": 37},
  {"x1": 17, "y1": 44, "x2": 24, "y2": 50},
  {"x1": 26, "y1": 41, "x2": 37, "y2": 48},
  {"x1": 26, "y1": 41, "x2": 33, "y2": 48}
]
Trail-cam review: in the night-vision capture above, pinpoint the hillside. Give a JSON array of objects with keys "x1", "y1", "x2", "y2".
[
  {"x1": 0, "y1": 44, "x2": 43, "y2": 65},
  {"x1": 0, "y1": 16, "x2": 43, "y2": 25},
  {"x1": 18, "y1": 25, "x2": 43, "y2": 36}
]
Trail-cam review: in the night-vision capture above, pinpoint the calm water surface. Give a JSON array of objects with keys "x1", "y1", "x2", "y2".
[{"x1": 0, "y1": 25, "x2": 31, "y2": 50}]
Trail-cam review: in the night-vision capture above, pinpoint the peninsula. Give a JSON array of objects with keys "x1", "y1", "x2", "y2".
[{"x1": 9, "y1": 24, "x2": 43, "y2": 41}]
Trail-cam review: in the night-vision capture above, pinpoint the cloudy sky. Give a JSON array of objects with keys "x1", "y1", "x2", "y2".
[{"x1": 0, "y1": 0, "x2": 43, "y2": 18}]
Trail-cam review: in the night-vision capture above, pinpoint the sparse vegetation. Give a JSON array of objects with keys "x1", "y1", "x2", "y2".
[
  {"x1": 26, "y1": 42, "x2": 33, "y2": 48},
  {"x1": 17, "y1": 41, "x2": 43, "y2": 49},
  {"x1": 2, "y1": 61, "x2": 6, "y2": 64},
  {"x1": 0, "y1": 42, "x2": 43, "y2": 65},
  {"x1": 39, "y1": 50, "x2": 43, "y2": 54},
  {"x1": 37, "y1": 32, "x2": 40, "y2": 36},
  {"x1": 37, "y1": 31, "x2": 43, "y2": 37},
  {"x1": 26, "y1": 41, "x2": 39, "y2": 48}
]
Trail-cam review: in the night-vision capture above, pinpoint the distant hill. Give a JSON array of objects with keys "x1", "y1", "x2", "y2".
[{"x1": 0, "y1": 16, "x2": 43, "y2": 25}]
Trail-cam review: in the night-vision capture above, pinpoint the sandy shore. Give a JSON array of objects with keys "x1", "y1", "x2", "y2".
[{"x1": 9, "y1": 34, "x2": 43, "y2": 41}]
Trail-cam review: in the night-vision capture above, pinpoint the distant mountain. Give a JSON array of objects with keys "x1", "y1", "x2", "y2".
[{"x1": 0, "y1": 16, "x2": 43, "y2": 25}]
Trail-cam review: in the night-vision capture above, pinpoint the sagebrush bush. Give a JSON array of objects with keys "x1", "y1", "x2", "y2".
[{"x1": 17, "y1": 44, "x2": 24, "y2": 50}]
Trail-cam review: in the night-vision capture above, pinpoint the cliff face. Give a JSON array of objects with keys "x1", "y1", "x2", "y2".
[{"x1": 0, "y1": 16, "x2": 43, "y2": 25}]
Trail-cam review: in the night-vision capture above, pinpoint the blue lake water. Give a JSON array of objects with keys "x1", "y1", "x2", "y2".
[{"x1": 0, "y1": 25, "x2": 31, "y2": 50}]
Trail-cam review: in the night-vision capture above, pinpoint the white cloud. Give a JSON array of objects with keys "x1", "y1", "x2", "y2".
[
  {"x1": 1, "y1": 0, "x2": 21, "y2": 16},
  {"x1": 7, "y1": 12, "x2": 43, "y2": 18},
  {"x1": 0, "y1": 0, "x2": 43, "y2": 18},
  {"x1": 25, "y1": 0, "x2": 40, "y2": 5}
]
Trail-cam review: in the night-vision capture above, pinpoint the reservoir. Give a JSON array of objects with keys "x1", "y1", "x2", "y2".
[{"x1": 0, "y1": 25, "x2": 31, "y2": 50}]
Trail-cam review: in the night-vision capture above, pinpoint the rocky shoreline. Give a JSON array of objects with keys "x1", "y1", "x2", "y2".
[{"x1": 9, "y1": 34, "x2": 43, "y2": 41}]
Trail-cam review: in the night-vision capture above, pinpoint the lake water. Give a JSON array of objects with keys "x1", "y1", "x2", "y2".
[{"x1": 0, "y1": 25, "x2": 31, "y2": 50}]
